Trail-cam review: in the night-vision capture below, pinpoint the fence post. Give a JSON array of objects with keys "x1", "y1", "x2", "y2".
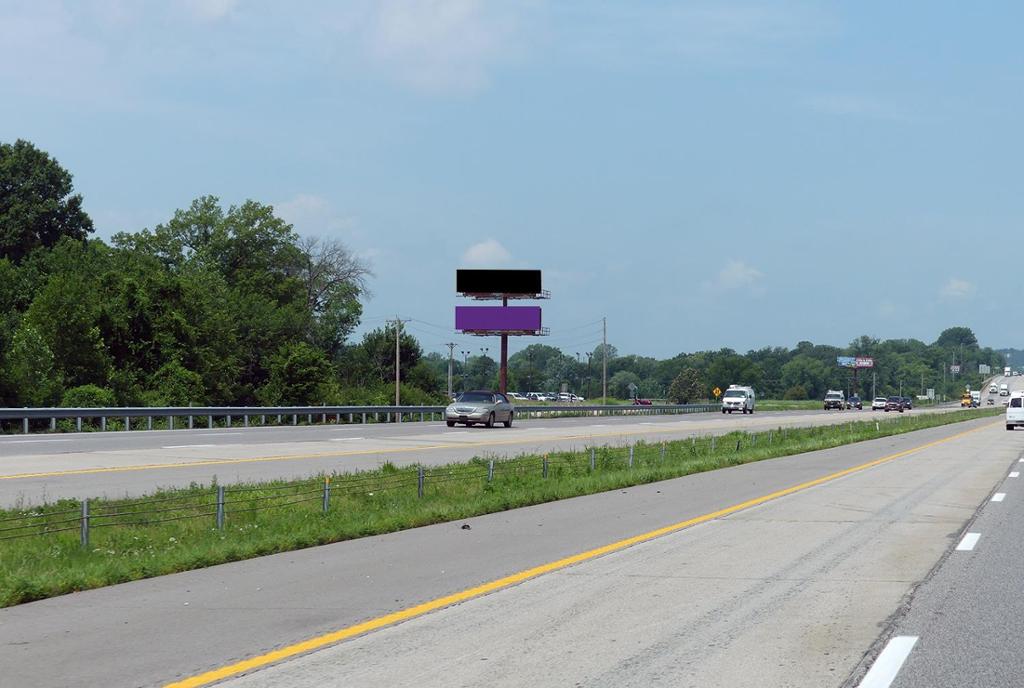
[
  {"x1": 216, "y1": 486, "x2": 225, "y2": 530},
  {"x1": 628, "y1": 445, "x2": 634, "y2": 468},
  {"x1": 590, "y1": 447, "x2": 596, "y2": 471},
  {"x1": 660, "y1": 442, "x2": 666, "y2": 462},
  {"x1": 711, "y1": 436, "x2": 716, "y2": 452},
  {"x1": 487, "y1": 460, "x2": 494, "y2": 483},
  {"x1": 769, "y1": 431, "x2": 773, "y2": 444},
  {"x1": 80, "y1": 499, "x2": 90, "y2": 549},
  {"x1": 322, "y1": 477, "x2": 331, "y2": 513},
  {"x1": 417, "y1": 466, "x2": 425, "y2": 498},
  {"x1": 735, "y1": 438, "x2": 741, "y2": 452},
  {"x1": 543, "y1": 454, "x2": 549, "y2": 478}
]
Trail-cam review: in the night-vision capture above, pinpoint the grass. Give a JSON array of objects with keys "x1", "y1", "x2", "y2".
[{"x1": 0, "y1": 407, "x2": 999, "y2": 607}]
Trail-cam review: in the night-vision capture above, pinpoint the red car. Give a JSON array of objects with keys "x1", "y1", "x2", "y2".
[{"x1": 633, "y1": 398, "x2": 653, "y2": 405}]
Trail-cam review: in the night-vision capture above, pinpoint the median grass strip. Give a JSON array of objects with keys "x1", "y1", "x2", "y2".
[{"x1": 0, "y1": 408, "x2": 998, "y2": 607}]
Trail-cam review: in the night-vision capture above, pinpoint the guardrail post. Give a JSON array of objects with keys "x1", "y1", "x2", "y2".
[
  {"x1": 216, "y1": 486, "x2": 225, "y2": 529},
  {"x1": 417, "y1": 466, "x2": 425, "y2": 498},
  {"x1": 292, "y1": 414, "x2": 297, "y2": 426},
  {"x1": 208, "y1": 415, "x2": 213, "y2": 429},
  {"x1": 262, "y1": 415, "x2": 267, "y2": 425},
  {"x1": 168, "y1": 415, "x2": 173, "y2": 431},
  {"x1": 124, "y1": 415, "x2": 130, "y2": 431},
  {"x1": 307, "y1": 413, "x2": 312, "y2": 425},
  {"x1": 244, "y1": 415, "x2": 249, "y2": 428},
  {"x1": 277, "y1": 414, "x2": 282, "y2": 425},
  {"x1": 322, "y1": 477, "x2": 331, "y2": 513},
  {"x1": 487, "y1": 460, "x2": 494, "y2": 483},
  {"x1": 50, "y1": 417, "x2": 55, "y2": 431},
  {"x1": 101, "y1": 416, "x2": 106, "y2": 431},
  {"x1": 227, "y1": 414, "x2": 232, "y2": 428},
  {"x1": 362, "y1": 413, "x2": 367, "y2": 423},
  {"x1": 22, "y1": 417, "x2": 27, "y2": 434},
  {"x1": 188, "y1": 415, "x2": 193, "y2": 429},
  {"x1": 80, "y1": 499, "x2": 90, "y2": 549}
]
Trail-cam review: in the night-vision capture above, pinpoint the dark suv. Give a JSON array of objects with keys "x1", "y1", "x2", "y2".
[
  {"x1": 846, "y1": 395, "x2": 863, "y2": 410},
  {"x1": 884, "y1": 396, "x2": 904, "y2": 412},
  {"x1": 901, "y1": 396, "x2": 913, "y2": 410}
]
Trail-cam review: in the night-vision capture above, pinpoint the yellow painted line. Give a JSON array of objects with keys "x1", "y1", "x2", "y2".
[
  {"x1": 0, "y1": 410, "x2": 965, "y2": 481},
  {"x1": 163, "y1": 420, "x2": 995, "y2": 688}
]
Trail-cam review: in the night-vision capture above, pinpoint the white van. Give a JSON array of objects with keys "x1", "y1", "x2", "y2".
[
  {"x1": 1007, "y1": 391, "x2": 1024, "y2": 430},
  {"x1": 721, "y1": 385, "x2": 755, "y2": 414},
  {"x1": 1000, "y1": 383, "x2": 1010, "y2": 396}
]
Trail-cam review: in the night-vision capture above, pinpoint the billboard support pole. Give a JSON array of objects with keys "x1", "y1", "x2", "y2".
[{"x1": 499, "y1": 296, "x2": 508, "y2": 393}]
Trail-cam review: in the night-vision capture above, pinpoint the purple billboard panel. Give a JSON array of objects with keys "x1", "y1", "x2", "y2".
[{"x1": 455, "y1": 306, "x2": 542, "y2": 332}]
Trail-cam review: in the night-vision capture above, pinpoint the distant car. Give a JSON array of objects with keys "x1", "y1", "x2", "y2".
[
  {"x1": 871, "y1": 397, "x2": 887, "y2": 410},
  {"x1": 445, "y1": 390, "x2": 515, "y2": 428},
  {"x1": 507, "y1": 392, "x2": 525, "y2": 400},
  {"x1": 633, "y1": 397, "x2": 653, "y2": 405},
  {"x1": 884, "y1": 396, "x2": 905, "y2": 412},
  {"x1": 901, "y1": 396, "x2": 913, "y2": 410},
  {"x1": 846, "y1": 395, "x2": 862, "y2": 410},
  {"x1": 823, "y1": 390, "x2": 845, "y2": 410}
]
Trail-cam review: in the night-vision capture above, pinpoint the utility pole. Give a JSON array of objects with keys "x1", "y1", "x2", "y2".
[
  {"x1": 387, "y1": 316, "x2": 409, "y2": 406},
  {"x1": 445, "y1": 342, "x2": 456, "y2": 399},
  {"x1": 602, "y1": 317, "x2": 608, "y2": 404},
  {"x1": 872, "y1": 371, "x2": 876, "y2": 400}
]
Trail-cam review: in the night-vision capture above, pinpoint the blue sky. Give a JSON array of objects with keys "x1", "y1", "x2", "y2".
[{"x1": 2, "y1": 1, "x2": 1021, "y2": 358}]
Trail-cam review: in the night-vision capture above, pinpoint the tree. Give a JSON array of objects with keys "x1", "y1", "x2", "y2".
[
  {"x1": 668, "y1": 368, "x2": 704, "y2": 404},
  {"x1": 296, "y1": 236, "x2": 371, "y2": 358},
  {"x1": 609, "y1": 370, "x2": 641, "y2": 399},
  {"x1": 358, "y1": 326, "x2": 422, "y2": 384},
  {"x1": 257, "y1": 342, "x2": 334, "y2": 405},
  {"x1": 147, "y1": 360, "x2": 206, "y2": 406},
  {"x1": 935, "y1": 326, "x2": 978, "y2": 350},
  {"x1": 0, "y1": 140, "x2": 94, "y2": 263},
  {"x1": 2, "y1": 322, "x2": 62, "y2": 406}
]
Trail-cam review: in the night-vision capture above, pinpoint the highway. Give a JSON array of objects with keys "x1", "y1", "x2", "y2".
[
  {"x1": 0, "y1": 400, "x2": 1017, "y2": 687},
  {"x1": 0, "y1": 404, "x2": 965, "y2": 506}
]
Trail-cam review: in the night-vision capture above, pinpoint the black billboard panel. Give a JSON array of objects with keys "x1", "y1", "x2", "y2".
[{"x1": 457, "y1": 269, "x2": 542, "y2": 295}]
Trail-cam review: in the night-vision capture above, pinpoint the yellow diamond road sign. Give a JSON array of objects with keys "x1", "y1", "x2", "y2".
[{"x1": 713, "y1": 387, "x2": 722, "y2": 398}]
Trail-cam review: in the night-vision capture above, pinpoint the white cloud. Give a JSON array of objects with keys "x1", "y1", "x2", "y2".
[
  {"x1": 181, "y1": 0, "x2": 239, "y2": 22},
  {"x1": 362, "y1": 0, "x2": 521, "y2": 93},
  {"x1": 703, "y1": 259, "x2": 764, "y2": 291},
  {"x1": 940, "y1": 278, "x2": 975, "y2": 299},
  {"x1": 275, "y1": 193, "x2": 355, "y2": 235},
  {"x1": 461, "y1": 239, "x2": 511, "y2": 267}
]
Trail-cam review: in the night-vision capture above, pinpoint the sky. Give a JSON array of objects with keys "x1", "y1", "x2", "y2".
[{"x1": 2, "y1": 1, "x2": 1022, "y2": 359}]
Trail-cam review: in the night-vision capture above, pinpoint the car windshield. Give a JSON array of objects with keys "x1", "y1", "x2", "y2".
[
  {"x1": 1012, "y1": 398, "x2": 1022, "y2": 408},
  {"x1": 457, "y1": 392, "x2": 493, "y2": 403},
  {"x1": 724, "y1": 390, "x2": 746, "y2": 398},
  {"x1": 875, "y1": 398, "x2": 886, "y2": 402},
  {"x1": 887, "y1": 397, "x2": 900, "y2": 401},
  {"x1": 826, "y1": 393, "x2": 842, "y2": 399}
]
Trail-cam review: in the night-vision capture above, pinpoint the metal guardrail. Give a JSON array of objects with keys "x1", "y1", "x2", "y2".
[{"x1": 0, "y1": 403, "x2": 719, "y2": 434}]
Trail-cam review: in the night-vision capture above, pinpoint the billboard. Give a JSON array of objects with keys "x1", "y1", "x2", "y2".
[
  {"x1": 838, "y1": 356, "x2": 874, "y2": 368},
  {"x1": 455, "y1": 306, "x2": 542, "y2": 332},
  {"x1": 855, "y1": 357, "x2": 874, "y2": 368},
  {"x1": 456, "y1": 269, "x2": 542, "y2": 296}
]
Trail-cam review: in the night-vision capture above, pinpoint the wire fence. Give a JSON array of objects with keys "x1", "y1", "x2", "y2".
[{"x1": 0, "y1": 410, "x2": 985, "y2": 548}]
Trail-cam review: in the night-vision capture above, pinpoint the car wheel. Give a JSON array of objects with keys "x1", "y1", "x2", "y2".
[
  {"x1": 721, "y1": 409, "x2": 726, "y2": 414},
  {"x1": 446, "y1": 420, "x2": 455, "y2": 427},
  {"x1": 1008, "y1": 425, "x2": 1014, "y2": 431},
  {"x1": 486, "y1": 413, "x2": 494, "y2": 428},
  {"x1": 504, "y1": 412, "x2": 513, "y2": 428}
]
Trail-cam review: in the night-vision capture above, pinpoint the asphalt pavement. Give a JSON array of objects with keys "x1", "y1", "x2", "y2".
[
  {"x1": 0, "y1": 414, "x2": 1014, "y2": 688},
  {"x1": 0, "y1": 404, "x2": 965, "y2": 506}
]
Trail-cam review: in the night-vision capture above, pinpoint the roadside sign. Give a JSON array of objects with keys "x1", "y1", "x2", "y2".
[
  {"x1": 926, "y1": 388, "x2": 935, "y2": 399},
  {"x1": 950, "y1": 365, "x2": 961, "y2": 374},
  {"x1": 713, "y1": 387, "x2": 722, "y2": 398},
  {"x1": 837, "y1": 356, "x2": 856, "y2": 368}
]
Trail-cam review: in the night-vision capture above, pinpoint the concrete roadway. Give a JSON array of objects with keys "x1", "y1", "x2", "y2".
[
  {"x1": 0, "y1": 414, "x2": 1017, "y2": 688},
  {"x1": 0, "y1": 404, "x2": 963, "y2": 506}
]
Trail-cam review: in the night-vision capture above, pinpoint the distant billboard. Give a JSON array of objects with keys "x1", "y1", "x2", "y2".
[
  {"x1": 838, "y1": 356, "x2": 874, "y2": 369},
  {"x1": 455, "y1": 306, "x2": 542, "y2": 333},
  {"x1": 456, "y1": 269, "x2": 542, "y2": 296},
  {"x1": 855, "y1": 357, "x2": 874, "y2": 368},
  {"x1": 979, "y1": 364, "x2": 991, "y2": 375}
]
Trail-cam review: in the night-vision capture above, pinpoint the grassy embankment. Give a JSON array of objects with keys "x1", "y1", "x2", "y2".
[{"x1": 0, "y1": 407, "x2": 999, "y2": 607}]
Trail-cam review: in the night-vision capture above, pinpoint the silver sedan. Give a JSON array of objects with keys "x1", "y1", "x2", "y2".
[{"x1": 445, "y1": 391, "x2": 515, "y2": 428}]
